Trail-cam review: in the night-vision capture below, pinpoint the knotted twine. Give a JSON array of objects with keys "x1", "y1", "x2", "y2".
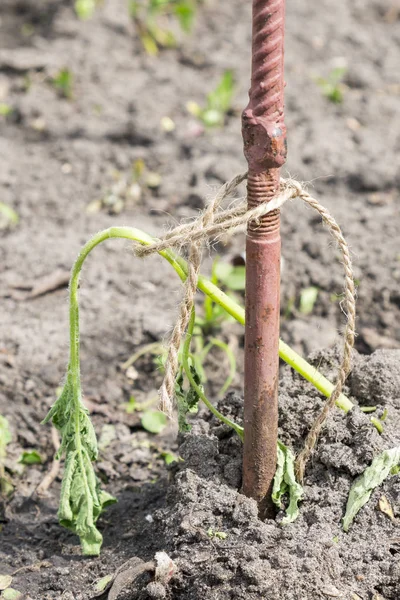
[{"x1": 135, "y1": 173, "x2": 356, "y2": 482}]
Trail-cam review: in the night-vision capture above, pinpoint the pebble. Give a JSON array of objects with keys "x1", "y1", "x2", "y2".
[
  {"x1": 145, "y1": 581, "x2": 166, "y2": 599},
  {"x1": 321, "y1": 584, "x2": 342, "y2": 597}
]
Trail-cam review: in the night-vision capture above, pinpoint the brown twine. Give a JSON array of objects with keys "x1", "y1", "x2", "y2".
[{"x1": 135, "y1": 173, "x2": 356, "y2": 480}]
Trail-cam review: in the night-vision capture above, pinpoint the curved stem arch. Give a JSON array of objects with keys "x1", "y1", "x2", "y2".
[{"x1": 68, "y1": 226, "x2": 353, "y2": 414}]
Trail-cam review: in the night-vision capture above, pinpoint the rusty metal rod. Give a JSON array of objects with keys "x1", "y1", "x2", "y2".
[{"x1": 242, "y1": 0, "x2": 287, "y2": 518}]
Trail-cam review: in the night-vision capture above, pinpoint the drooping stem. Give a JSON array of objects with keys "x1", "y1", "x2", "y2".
[
  {"x1": 68, "y1": 227, "x2": 353, "y2": 413},
  {"x1": 182, "y1": 309, "x2": 244, "y2": 439}
]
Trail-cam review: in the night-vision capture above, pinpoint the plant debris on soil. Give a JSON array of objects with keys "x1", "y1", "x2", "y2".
[{"x1": 1, "y1": 0, "x2": 399, "y2": 598}]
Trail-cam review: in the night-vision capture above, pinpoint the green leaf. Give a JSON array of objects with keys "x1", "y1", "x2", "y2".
[
  {"x1": 124, "y1": 395, "x2": 137, "y2": 414},
  {"x1": 43, "y1": 371, "x2": 116, "y2": 555},
  {"x1": 0, "y1": 104, "x2": 13, "y2": 117},
  {"x1": 207, "y1": 528, "x2": 227, "y2": 540},
  {"x1": 75, "y1": 0, "x2": 97, "y2": 19},
  {"x1": 360, "y1": 406, "x2": 377, "y2": 413},
  {"x1": 0, "y1": 202, "x2": 19, "y2": 229},
  {"x1": 51, "y1": 68, "x2": 74, "y2": 99},
  {"x1": 207, "y1": 70, "x2": 234, "y2": 114},
  {"x1": 343, "y1": 447, "x2": 400, "y2": 532},
  {"x1": 214, "y1": 263, "x2": 246, "y2": 291},
  {"x1": 174, "y1": 2, "x2": 195, "y2": 32},
  {"x1": 272, "y1": 441, "x2": 304, "y2": 524},
  {"x1": 141, "y1": 410, "x2": 167, "y2": 434},
  {"x1": 94, "y1": 574, "x2": 113, "y2": 593},
  {"x1": 0, "y1": 575, "x2": 12, "y2": 591},
  {"x1": 2, "y1": 588, "x2": 23, "y2": 600},
  {"x1": 18, "y1": 450, "x2": 42, "y2": 465},
  {"x1": 370, "y1": 416, "x2": 384, "y2": 435},
  {"x1": 140, "y1": 31, "x2": 159, "y2": 56},
  {"x1": 128, "y1": 0, "x2": 139, "y2": 17},
  {"x1": 160, "y1": 451, "x2": 178, "y2": 465},
  {"x1": 299, "y1": 286, "x2": 319, "y2": 315}
]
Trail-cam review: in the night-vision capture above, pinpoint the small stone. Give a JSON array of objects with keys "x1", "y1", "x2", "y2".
[
  {"x1": 145, "y1": 581, "x2": 166, "y2": 599},
  {"x1": 61, "y1": 163, "x2": 72, "y2": 174},
  {"x1": 321, "y1": 584, "x2": 341, "y2": 597}
]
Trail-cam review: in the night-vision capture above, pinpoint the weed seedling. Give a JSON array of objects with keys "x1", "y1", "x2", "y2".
[
  {"x1": 75, "y1": 0, "x2": 100, "y2": 20},
  {"x1": 0, "y1": 202, "x2": 19, "y2": 231},
  {"x1": 207, "y1": 528, "x2": 227, "y2": 540},
  {"x1": 315, "y1": 67, "x2": 347, "y2": 104},
  {"x1": 51, "y1": 68, "x2": 74, "y2": 100},
  {"x1": 129, "y1": 0, "x2": 200, "y2": 55},
  {"x1": 0, "y1": 104, "x2": 13, "y2": 117},
  {"x1": 18, "y1": 451, "x2": 42, "y2": 465},
  {"x1": 299, "y1": 286, "x2": 319, "y2": 315},
  {"x1": 187, "y1": 70, "x2": 235, "y2": 128}
]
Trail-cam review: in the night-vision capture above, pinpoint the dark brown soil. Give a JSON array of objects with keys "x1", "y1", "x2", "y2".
[{"x1": 0, "y1": 0, "x2": 399, "y2": 598}]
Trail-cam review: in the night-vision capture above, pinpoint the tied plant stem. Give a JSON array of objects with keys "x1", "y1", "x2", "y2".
[
  {"x1": 46, "y1": 224, "x2": 353, "y2": 553},
  {"x1": 182, "y1": 308, "x2": 244, "y2": 440},
  {"x1": 68, "y1": 226, "x2": 353, "y2": 413}
]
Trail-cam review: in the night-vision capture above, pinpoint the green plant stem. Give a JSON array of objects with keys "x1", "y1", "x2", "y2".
[
  {"x1": 182, "y1": 309, "x2": 244, "y2": 439},
  {"x1": 68, "y1": 227, "x2": 353, "y2": 413}
]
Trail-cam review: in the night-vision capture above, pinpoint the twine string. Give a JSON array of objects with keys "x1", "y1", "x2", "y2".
[{"x1": 135, "y1": 173, "x2": 356, "y2": 479}]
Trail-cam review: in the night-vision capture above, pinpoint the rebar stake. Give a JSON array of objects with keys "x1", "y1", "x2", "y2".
[{"x1": 242, "y1": 0, "x2": 287, "y2": 518}]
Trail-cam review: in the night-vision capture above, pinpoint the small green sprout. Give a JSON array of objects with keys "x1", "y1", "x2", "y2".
[
  {"x1": 370, "y1": 416, "x2": 384, "y2": 435},
  {"x1": 214, "y1": 261, "x2": 245, "y2": 292},
  {"x1": 187, "y1": 70, "x2": 235, "y2": 128},
  {"x1": 299, "y1": 286, "x2": 319, "y2": 315},
  {"x1": 160, "y1": 451, "x2": 178, "y2": 465},
  {"x1": 75, "y1": 0, "x2": 99, "y2": 19},
  {"x1": 141, "y1": 410, "x2": 168, "y2": 434},
  {"x1": 129, "y1": 0, "x2": 200, "y2": 55},
  {"x1": 207, "y1": 528, "x2": 227, "y2": 540},
  {"x1": 18, "y1": 450, "x2": 42, "y2": 465},
  {"x1": 315, "y1": 67, "x2": 347, "y2": 104},
  {"x1": 51, "y1": 68, "x2": 74, "y2": 99},
  {"x1": 360, "y1": 406, "x2": 377, "y2": 413},
  {"x1": 0, "y1": 202, "x2": 19, "y2": 230},
  {"x1": 380, "y1": 408, "x2": 388, "y2": 421},
  {"x1": 0, "y1": 104, "x2": 13, "y2": 117}
]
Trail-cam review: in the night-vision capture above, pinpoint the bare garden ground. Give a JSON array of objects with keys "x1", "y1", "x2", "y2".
[{"x1": 0, "y1": 0, "x2": 399, "y2": 598}]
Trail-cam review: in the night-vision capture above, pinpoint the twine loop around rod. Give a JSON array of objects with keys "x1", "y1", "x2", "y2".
[{"x1": 134, "y1": 173, "x2": 356, "y2": 481}]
